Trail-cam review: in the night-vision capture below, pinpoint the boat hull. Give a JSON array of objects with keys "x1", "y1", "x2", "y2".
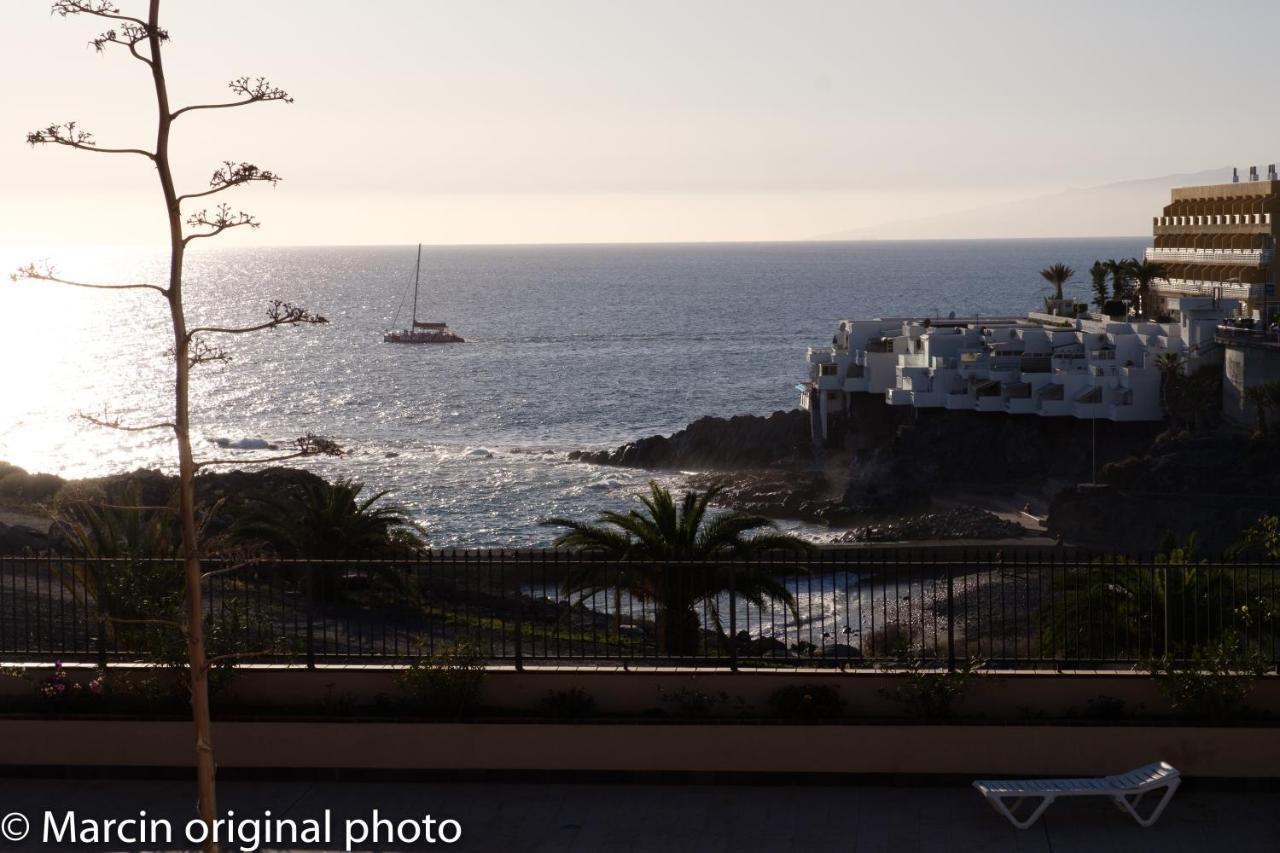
[{"x1": 383, "y1": 330, "x2": 465, "y2": 344}]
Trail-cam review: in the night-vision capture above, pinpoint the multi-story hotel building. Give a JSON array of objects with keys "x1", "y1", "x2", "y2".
[
  {"x1": 801, "y1": 167, "x2": 1280, "y2": 438},
  {"x1": 1149, "y1": 166, "x2": 1280, "y2": 319}
]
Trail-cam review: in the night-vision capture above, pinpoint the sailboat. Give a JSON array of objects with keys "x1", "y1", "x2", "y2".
[{"x1": 383, "y1": 244, "x2": 465, "y2": 344}]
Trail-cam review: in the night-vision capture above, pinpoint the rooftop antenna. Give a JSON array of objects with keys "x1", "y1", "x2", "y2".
[
  {"x1": 1270, "y1": 164, "x2": 1277, "y2": 181},
  {"x1": 1250, "y1": 165, "x2": 1259, "y2": 182},
  {"x1": 1233, "y1": 167, "x2": 1240, "y2": 183}
]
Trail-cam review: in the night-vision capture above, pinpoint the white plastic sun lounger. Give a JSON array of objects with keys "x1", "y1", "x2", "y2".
[{"x1": 973, "y1": 762, "x2": 1180, "y2": 829}]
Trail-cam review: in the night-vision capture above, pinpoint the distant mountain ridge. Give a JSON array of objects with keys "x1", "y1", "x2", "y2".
[{"x1": 817, "y1": 167, "x2": 1235, "y2": 241}]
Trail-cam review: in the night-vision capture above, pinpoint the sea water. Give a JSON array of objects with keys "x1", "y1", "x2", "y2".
[{"x1": 0, "y1": 238, "x2": 1145, "y2": 545}]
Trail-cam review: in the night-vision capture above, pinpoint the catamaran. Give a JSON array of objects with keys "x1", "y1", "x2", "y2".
[{"x1": 383, "y1": 244, "x2": 464, "y2": 344}]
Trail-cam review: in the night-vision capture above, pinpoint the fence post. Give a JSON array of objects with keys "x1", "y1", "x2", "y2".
[
  {"x1": 946, "y1": 559, "x2": 957, "y2": 673},
  {"x1": 304, "y1": 562, "x2": 316, "y2": 670},
  {"x1": 728, "y1": 561, "x2": 738, "y2": 671},
  {"x1": 513, "y1": 553, "x2": 524, "y2": 672},
  {"x1": 96, "y1": 563, "x2": 108, "y2": 671},
  {"x1": 1162, "y1": 560, "x2": 1170, "y2": 658}
]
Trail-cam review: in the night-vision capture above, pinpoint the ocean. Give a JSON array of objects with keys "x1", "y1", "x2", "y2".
[{"x1": 0, "y1": 238, "x2": 1146, "y2": 546}]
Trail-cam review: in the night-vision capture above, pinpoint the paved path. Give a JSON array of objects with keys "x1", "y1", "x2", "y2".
[{"x1": 0, "y1": 778, "x2": 1274, "y2": 852}]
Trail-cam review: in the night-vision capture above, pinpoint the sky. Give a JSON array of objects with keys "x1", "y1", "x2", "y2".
[{"x1": 2, "y1": 0, "x2": 1279, "y2": 246}]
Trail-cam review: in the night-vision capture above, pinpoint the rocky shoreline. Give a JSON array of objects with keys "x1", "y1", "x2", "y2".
[{"x1": 568, "y1": 402, "x2": 1278, "y2": 550}]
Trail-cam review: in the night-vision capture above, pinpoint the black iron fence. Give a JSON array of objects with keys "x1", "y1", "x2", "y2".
[{"x1": 1, "y1": 551, "x2": 1277, "y2": 670}]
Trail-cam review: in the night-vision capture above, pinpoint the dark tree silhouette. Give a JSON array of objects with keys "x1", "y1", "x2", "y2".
[{"x1": 11, "y1": 3, "x2": 335, "y2": 848}]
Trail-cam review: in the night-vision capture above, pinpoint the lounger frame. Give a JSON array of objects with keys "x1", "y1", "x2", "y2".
[{"x1": 973, "y1": 762, "x2": 1181, "y2": 829}]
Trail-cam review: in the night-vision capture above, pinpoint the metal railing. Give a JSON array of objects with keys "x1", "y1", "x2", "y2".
[
  {"x1": 1145, "y1": 247, "x2": 1271, "y2": 265},
  {"x1": 1, "y1": 552, "x2": 1276, "y2": 671}
]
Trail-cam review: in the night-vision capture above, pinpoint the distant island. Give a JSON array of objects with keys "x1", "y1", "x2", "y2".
[{"x1": 815, "y1": 167, "x2": 1234, "y2": 241}]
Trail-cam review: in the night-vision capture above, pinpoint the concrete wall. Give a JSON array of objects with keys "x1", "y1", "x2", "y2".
[
  {"x1": 6, "y1": 664, "x2": 1279, "y2": 720},
  {"x1": 4, "y1": 666, "x2": 1278, "y2": 777},
  {"x1": 1223, "y1": 343, "x2": 1280, "y2": 424},
  {"x1": 0, "y1": 719, "x2": 1276, "y2": 778}
]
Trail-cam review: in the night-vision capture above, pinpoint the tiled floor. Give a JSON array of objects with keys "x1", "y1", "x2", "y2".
[{"x1": 0, "y1": 778, "x2": 1274, "y2": 852}]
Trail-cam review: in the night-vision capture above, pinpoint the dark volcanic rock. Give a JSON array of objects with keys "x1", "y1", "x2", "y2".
[
  {"x1": 0, "y1": 522, "x2": 49, "y2": 554},
  {"x1": 569, "y1": 410, "x2": 811, "y2": 471},
  {"x1": 839, "y1": 408, "x2": 1160, "y2": 514},
  {"x1": 833, "y1": 507, "x2": 1026, "y2": 543},
  {"x1": 1047, "y1": 433, "x2": 1280, "y2": 553}
]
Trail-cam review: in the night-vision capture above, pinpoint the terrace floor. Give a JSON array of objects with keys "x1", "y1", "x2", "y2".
[{"x1": 0, "y1": 776, "x2": 1275, "y2": 852}]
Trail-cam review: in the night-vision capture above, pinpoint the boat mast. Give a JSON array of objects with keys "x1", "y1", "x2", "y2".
[{"x1": 411, "y1": 243, "x2": 422, "y2": 326}]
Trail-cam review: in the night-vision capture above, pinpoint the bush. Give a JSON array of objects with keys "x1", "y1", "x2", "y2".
[
  {"x1": 0, "y1": 463, "x2": 64, "y2": 506},
  {"x1": 879, "y1": 646, "x2": 979, "y2": 720},
  {"x1": 1143, "y1": 632, "x2": 1267, "y2": 720},
  {"x1": 538, "y1": 688, "x2": 597, "y2": 719},
  {"x1": 657, "y1": 685, "x2": 734, "y2": 718},
  {"x1": 766, "y1": 684, "x2": 845, "y2": 719},
  {"x1": 1102, "y1": 299, "x2": 1128, "y2": 318},
  {"x1": 395, "y1": 639, "x2": 486, "y2": 717}
]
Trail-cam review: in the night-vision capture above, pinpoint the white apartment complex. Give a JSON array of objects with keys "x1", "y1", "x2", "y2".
[{"x1": 801, "y1": 298, "x2": 1234, "y2": 440}]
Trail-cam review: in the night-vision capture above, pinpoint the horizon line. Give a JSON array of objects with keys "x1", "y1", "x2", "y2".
[{"x1": 0, "y1": 234, "x2": 1152, "y2": 252}]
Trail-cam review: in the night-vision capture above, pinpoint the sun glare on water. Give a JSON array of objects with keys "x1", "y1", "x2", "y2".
[{"x1": 0, "y1": 246, "x2": 175, "y2": 478}]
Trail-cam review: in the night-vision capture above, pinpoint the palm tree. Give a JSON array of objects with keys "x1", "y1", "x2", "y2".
[
  {"x1": 1242, "y1": 382, "x2": 1280, "y2": 437},
  {"x1": 52, "y1": 483, "x2": 186, "y2": 650},
  {"x1": 235, "y1": 478, "x2": 423, "y2": 558},
  {"x1": 1154, "y1": 352, "x2": 1185, "y2": 414},
  {"x1": 1088, "y1": 261, "x2": 1109, "y2": 310},
  {"x1": 233, "y1": 478, "x2": 424, "y2": 599},
  {"x1": 1104, "y1": 258, "x2": 1132, "y2": 308},
  {"x1": 1039, "y1": 263, "x2": 1075, "y2": 303},
  {"x1": 542, "y1": 481, "x2": 812, "y2": 655},
  {"x1": 1126, "y1": 258, "x2": 1170, "y2": 320}
]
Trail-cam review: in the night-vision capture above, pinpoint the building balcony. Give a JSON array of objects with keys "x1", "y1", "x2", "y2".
[
  {"x1": 806, "y1": 347, "x2": 834, "y2": 365},
  {"x1": 1021, "y1": 355, "x2": 1053, "y2": 374},
  {"x1": 1154, "y1": 213, "x2": 1271, "y2": 228},
  {"x1": 816, "y1": 373, "x2": 843, "y2": 391},
  {"x1": 1216, "y1": 324, "x2": 1280, "y2": 351},
  {"x1": 885, "y1": 387, "x2": 914, "y2": 406},
  {"x1": 1144, "y1": 247, "x2": 1270, "y2": 265},
  {"x1": 975, "y1": 395, "x2": 1005, "y2": 413},
  {"x1": 1005, "y1": 397, "x2": 1038, "y2": 415},
  {"x1": 1038, "y1": 399, "x2": 1073, "y2": 417},
  {"x1": 1151, "y1": 278, "x2": 1266, "y2": 299},
  {"x1": 1073, "y1": 401, "x2": 1108, "y2": 419},
  {"x1": 1153, "y1": 221, "x2": 1270, "y2": 237}
]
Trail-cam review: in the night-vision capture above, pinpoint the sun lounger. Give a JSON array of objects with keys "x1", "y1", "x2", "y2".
[{"x1": 973, "y1": 761, "x2": 1180, "y2": 829}]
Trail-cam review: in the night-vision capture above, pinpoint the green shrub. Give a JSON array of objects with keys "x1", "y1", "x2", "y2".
[
  {"x1": 395, "y1": 639, "x2": 486, "y2": 717},
  {"x1": 657, "y1": 685, "x2": 733, "y2": 718},
  {"x1": 1080, "y1": 694, "x2": 1129, "y2": 720},
  {"x1": 1143, "y1": 632, "x2": 1267, "y2": 720},
  {"x1": 538, "y1": 687, "x2": 597, "y2": 719},
  {"x1": 766, "y1": 684, "x2": 845, "y2": 719},
  {"x1": 879, "y1": 646, "x2": 979, "y2": 720}
]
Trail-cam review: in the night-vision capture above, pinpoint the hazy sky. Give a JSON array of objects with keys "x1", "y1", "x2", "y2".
[{"x1": 3, "y1": 0, "x2": 1278, "y2": 246}]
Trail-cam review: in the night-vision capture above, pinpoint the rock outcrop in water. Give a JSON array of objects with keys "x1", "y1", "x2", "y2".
[
  {"x1": 569, "y1": 409, "x2": 812, "y2": 470},
  {"x1": 568, "y1": 400, "x2": 1166, "y2": 537}
]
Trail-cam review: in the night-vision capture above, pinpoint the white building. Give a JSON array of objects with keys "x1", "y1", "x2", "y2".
[{"x1": 801, "y1": 298, "x2": 1236, "y2": 441}]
